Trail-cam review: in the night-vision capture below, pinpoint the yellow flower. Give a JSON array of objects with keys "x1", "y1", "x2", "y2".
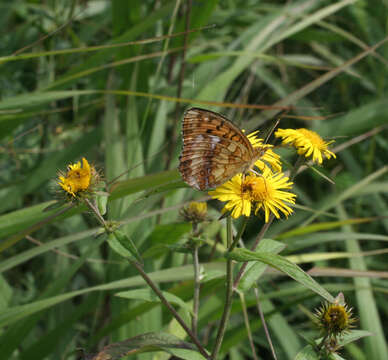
[
  {"x1": 58, "y1": 158, "x2": 96, "y2": 198},
  {"x1": 209, "y1": 168, "x2": 296, "y2": 222},
  {"x1": 275, "y1": 128, "x2": 336, "y2": 164},
  {"x1": 247, "y1": 130, "x2": 282, "y2": 172},
  {"x1": 181, "y1": 201, "x2": 208, "y2": 223}
]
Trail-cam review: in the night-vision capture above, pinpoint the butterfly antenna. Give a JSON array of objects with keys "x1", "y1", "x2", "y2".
[{"x1": 264, "y1": 109, "x2": 289, "y2": 144}]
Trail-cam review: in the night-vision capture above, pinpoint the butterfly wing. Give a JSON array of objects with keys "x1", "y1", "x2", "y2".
[{"x1": 179, "y1": 108, "x2": 255, "y2": 190}]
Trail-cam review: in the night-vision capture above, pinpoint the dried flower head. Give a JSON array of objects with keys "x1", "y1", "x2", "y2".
[
  {"x1": 314, "y1": 293, "x2": 356, "y2": 338},
  {"x1": 275, "y1": 128, "x2": 336, "y2": 164},
  {"x1": 181, "y1": 201, "x2": 208, "y2": 223}
]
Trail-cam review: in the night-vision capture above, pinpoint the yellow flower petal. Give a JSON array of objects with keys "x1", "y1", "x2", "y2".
[
  {"x1": 209, "y1": 168, "x2": 296, "y2": 221},
  {"x1": 275, "y1": 128, "x2": 336, "y2": 164},
  {"x1": 57, "y1": 157, "x2": 95, "y2": 198}
]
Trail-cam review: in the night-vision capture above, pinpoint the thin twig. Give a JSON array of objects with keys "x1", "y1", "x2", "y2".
[
  {"x1": 254, "y1": 287, "x2": 278, "y2": 360},
  {"x1": 129, "y1": 260, "x2": 209, "y2": 359}
]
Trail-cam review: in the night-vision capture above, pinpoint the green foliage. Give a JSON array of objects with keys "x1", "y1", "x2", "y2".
[{"x1": 0, "y1": 1, "x2": 387, "y2": 360}]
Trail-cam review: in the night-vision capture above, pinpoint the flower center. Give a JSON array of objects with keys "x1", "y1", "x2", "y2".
[
  {"x1": 242, "y1": 176, "x2": 272, "y2": 202},
  {"x1": 63, "y1": 168, "x2": 90, "y2": 194}
]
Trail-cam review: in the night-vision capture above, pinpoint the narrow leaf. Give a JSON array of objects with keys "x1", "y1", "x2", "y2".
[
  {"x1": 238, "y1": 238, "x2": 285, "y2": 292},
  {"x1": 108, "y1": 230, "x2": 143, "y2": 263},
  {"x1": 227, "y1": 249, "x2": 334, "y2": 302}
]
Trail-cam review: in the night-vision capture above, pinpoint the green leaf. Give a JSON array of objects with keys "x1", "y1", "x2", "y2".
[
  {"x1": 109, "y1": 170, "x2": 181, "y2": 200},
  {"x1": 143, "y1": 223, "x2": 192, "y2": 258},
  {"x1": 337, "y1": 330, "x2": 372, "y2": 346},
  {"x1": 89, "y1": 332, "x2": 207, "y2": 360},
  {"x1": 227, "y1": 249, "x2": 334, "y2": 302},
  {"x1": 97, "y1": 194, "x2": 108, "y2": 216},
  {"x1": 115, "y1": 288, "x2": 192, "y2": 316},
  {"x1": 238, "y1": 238, "x2": 286, "y2": 292},
  {"x1": 294, "y1": 345, "x2": 319, "y2": 360},
  {"x1": 108, "y1": 230, "x2": 143, "y2": 263}
]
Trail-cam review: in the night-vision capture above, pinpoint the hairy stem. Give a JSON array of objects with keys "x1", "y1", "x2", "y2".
[{"x1": 85, "y1": 198, "x2": 106, "y2": 228}]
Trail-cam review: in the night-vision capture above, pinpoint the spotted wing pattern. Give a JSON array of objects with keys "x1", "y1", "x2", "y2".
[{"x1": 179, "y1": 108, "x2": 257, "y2": 190}]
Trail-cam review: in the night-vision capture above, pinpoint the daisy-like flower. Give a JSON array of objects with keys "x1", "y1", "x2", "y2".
[
  {"x1": 275, "y1": 128, "x2": 336, "y2": 164},
  {"x1": 247, "y1": 130, "x2": 282, "y2": 172},
  {"x1": 58, "y1": 157, "x2": 99, "y2": 199},
  {"x1": 181, "y1": 201, "x2": 208, "y2": 223},
  {"x1": 209, "y1": 167, "x2": 296, "y2": 222}
]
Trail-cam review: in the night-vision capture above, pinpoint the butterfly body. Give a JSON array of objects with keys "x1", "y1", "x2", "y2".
[{"x1": 179, "y1": 108, "x2": 264, "y2": 190}]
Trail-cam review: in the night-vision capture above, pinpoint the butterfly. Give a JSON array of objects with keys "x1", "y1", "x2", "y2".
[{"x1": 179, "y1": 107, "x2": 266, "y2": 190}]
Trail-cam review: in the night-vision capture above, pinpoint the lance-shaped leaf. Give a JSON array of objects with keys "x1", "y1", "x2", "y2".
[
  {"x1": 226, "y1": 248, "x2": 334, "y2": 302},
  {"x1": 108, "y1": 230, "x2": 143, "y2": 264},
  {"x1": 238, "y1": 238, "x2": 285, "y2": 292}
]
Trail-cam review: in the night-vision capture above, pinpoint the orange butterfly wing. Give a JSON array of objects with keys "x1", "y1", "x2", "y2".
[{"x1": 179, "y1": 108, "x2": 256, "y2": 190}]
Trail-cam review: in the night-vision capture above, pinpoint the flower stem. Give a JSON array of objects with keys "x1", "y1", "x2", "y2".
[
  {"x1": 84, "y1": 198, "x2": 106, "y2": 228},
  {"x1": 233, "y1": 215, "x2": 274, "y2": 290},
  {"x1": 192, "y1": 244, "x2": 200, "y2": 336},
  {"x1": 211, "y1": 216, "x2": 234, "y2": 359},
  {"x1": 129, "y1": 260, "x2": 209, "y2": 359},
  {"x1": 290, "y1": 155, "x2": 305, "y2": 181},
  {"x1": 229, "y1": 217, "x2": 249, "y2": 252}
]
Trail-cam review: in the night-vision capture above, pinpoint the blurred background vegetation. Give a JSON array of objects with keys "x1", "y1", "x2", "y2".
[{"x1": 0, "y1": 0, "x2": 387, "y2": 359}]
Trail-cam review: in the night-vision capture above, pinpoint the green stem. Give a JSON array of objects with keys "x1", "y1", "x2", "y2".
[
  {"x1": 290, "y1": 155, "x2": 305, "y2": 181},
  {"x1": 84, "y1": 198, "x2": 106, "y2": 228},
  {"x1": 129, "y1": 260, "x2": 210, "y2": 359},
  {"x1": 229, "y1": 217, "x2": 249, "y2": 252},
  {"x1": 233, "y1": 216, "x2": 274, "y2": 290},
  {"x1": 192, "y1": 244, "x2": 200, "y2": 336},
  {"x1": 211, "y1": 216, "x2": 234, "y2": 359}
]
